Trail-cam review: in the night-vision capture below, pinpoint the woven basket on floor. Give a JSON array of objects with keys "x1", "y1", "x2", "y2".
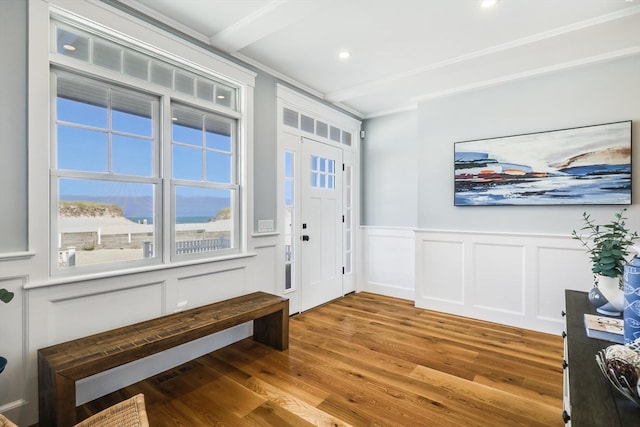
[{"x1": 74, "y1": 394, "x2": 149, "y2": 427}]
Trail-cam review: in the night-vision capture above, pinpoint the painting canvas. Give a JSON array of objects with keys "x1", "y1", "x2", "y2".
[{"x1": 454, "y1": 121, "x2": 632, "y2": 206}]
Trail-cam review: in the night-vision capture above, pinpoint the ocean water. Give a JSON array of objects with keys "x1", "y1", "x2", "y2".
[{"x1": 455, "y1": 174, "x2": 631, "y2": 206}]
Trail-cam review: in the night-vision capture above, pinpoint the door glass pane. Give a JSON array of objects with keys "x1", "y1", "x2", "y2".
[
  {"x1": 284, "y1": 150, "x2": 295, "y2": 292},
  {"x1": 285, "y1": 151, "x2": 293, "y2": 178}
]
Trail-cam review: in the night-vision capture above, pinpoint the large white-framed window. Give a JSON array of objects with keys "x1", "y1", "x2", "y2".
[{"x1": 48, "y1": 15, "x2": 248, "y2": 275}]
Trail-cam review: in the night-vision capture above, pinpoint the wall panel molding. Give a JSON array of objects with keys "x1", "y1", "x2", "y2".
[
  {"x1": 361, "y1": 226, "x2": 593, "y2": 335},
  {"x1": 0, "y1": 276, "x2": 28, "y2": 422},
  {"x1": 416, "y1": 229, "x2": 592, "y2": 334},
  {"x1": 360, "y1": 227, "x2": 415, "y2": 300}
]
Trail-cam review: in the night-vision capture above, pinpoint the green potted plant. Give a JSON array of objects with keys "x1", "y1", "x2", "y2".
[
  {"x1": 0, "y1": 288, "x2": 14, "y2": 374},
  {"x1": 572, "y1": 208, "x2": 639, "y2": 316}
]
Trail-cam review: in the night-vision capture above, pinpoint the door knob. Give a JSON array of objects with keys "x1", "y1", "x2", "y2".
[{"x1": 302, "y1": 235, "x2": 310, "y2": 241}]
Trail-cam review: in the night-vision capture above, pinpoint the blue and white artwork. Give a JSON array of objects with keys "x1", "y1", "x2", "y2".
[{"x1": 454, "y1": 121, "x2": 632, "y2": 206}]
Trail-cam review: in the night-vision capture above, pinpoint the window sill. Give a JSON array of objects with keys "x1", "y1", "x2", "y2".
[
  {"x1": 24, "y1": 251, "x2": 257, "y2": 289},
  {"x1": 0, "y1": 251, "x2": 36, "y2": 261}
]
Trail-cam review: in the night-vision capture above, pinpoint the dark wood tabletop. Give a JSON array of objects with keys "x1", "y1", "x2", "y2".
[{"x1": 565, "y1": 290, "x2": 640, "y2": 427}]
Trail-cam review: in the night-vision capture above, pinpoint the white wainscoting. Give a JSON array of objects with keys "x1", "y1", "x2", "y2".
[
  {"x1": 360, "y1": 226, "x2": 593, "y2": 335},
  {"x1": 360, "y1": 227, "x2": 416, "y2": 300},
  {"x1": 10, "y1": 257, "x2": 260, "y2": 426},
  {"x1": 0, "y1": 276, "x2": 27, "y2": 417}
]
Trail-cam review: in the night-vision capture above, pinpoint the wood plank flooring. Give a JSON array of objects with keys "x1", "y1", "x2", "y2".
[{"x1": 76, "y1": 292, "x2": 564, "y2": 426}]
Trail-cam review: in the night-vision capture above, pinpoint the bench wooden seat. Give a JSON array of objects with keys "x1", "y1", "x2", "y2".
[{"x1": 38, "y1": 291, "x2": 289, "y2": 427}]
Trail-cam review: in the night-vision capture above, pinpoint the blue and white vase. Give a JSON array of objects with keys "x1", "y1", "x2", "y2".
[
  {"x1": 623, "y1": 249, "x2": 640, "y2": 344},
  {"x1": 589, "y1": 274, "x2": 624, "y2": 317}
]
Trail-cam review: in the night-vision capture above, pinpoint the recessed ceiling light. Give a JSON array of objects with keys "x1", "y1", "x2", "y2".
[
  {"x1": 217, "y1": 95, "x2": 226, "y2": 99},
  {"x1": 480, "y1": 0, "x2": 499, "y2": 8},
  {"x1": 63, "y1": 44, "x2": 77, "y2": 51},
  {"x1": 338, "y1": 51, "x2": 351, "y2": 60}
]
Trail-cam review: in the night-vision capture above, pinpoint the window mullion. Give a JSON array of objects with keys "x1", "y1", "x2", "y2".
[
  {"x1": 201, "y1": 115, "x2": 207, "y2": 182},
  {"x1": 107, "y1": 88, "x2": 113, "y2": 173},
  {"x1": 162, "y1": 95, "x2": 173, "y2": 263}
]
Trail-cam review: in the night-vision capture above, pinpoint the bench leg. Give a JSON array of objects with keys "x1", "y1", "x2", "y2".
[
  {"x1": 253, "y1": 301, "x2": 289, "y2": 350},
  {"x1": 55, "y1": 375, "x2": 78, "y2": 427}
]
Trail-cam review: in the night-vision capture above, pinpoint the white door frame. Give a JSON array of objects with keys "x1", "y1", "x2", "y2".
[
  {"x1": 299, "y1": 137, "x2": 343, "y2": 312},
  {"x1": 276, "y1": 85, "x2": 361, "y2": 314}
]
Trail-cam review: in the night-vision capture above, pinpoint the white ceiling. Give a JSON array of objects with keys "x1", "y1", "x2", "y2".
[{"x1": 118, "y1": 0, "x2": 640, "y2": 119}]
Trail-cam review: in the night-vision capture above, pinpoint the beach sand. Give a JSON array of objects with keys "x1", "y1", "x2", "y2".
[
  {"x1": 73, "y1": 248, "x2": 143, "y2": 265},
  {"x1": 58, "y1": 216, "x2": 231, "y2": 267},
  {"x1": 59, "y1": 216, "x2": 231, "y2": 233}
]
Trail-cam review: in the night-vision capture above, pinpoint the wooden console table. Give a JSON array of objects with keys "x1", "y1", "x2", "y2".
[
  {"x1": 38, "y1": 291, "x2": 289, "y2": 427},
  {"x1": 563, "y1": 290, "x2": 640, "y2": 426}
]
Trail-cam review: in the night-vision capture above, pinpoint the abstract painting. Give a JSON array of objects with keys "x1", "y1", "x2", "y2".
[{"x1": 454, "y1": 121, "x2": 632, "y2": 206}]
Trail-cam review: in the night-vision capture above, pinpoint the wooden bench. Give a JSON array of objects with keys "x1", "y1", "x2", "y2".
[{"x1": 38, "y1": 291, "x2": 289, "y2": 427}]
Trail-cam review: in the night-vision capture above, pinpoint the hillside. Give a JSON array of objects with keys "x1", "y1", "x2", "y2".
[{"x1": 59, "y1": 201, "x2": 124, "y2": 218}]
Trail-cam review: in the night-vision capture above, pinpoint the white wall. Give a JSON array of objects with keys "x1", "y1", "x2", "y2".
[{"x1": 360, "y1": 226, "x2": 594, "y2": 335}]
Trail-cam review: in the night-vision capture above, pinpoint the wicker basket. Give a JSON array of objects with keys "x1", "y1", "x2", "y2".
[{"x1": 74, "y1": 394, "x2": 149, "y2": 427}]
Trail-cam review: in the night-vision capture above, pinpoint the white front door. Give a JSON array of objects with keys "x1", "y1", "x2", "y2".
[{"x1": 300, "y1": 137, "x2": 343, "y2": 312}]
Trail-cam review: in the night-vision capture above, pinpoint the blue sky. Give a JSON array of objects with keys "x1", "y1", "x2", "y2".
[{"x1": 57, "y1": 96, "x2": 233, "y2": 218}]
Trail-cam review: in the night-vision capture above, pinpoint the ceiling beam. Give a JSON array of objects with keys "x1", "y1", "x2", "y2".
[{"x1": 209, "y1": 0, "x2": 328, "y2": 53}]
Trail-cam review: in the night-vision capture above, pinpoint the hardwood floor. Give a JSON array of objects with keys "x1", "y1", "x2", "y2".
[{"x1": 77, "y1": 292, "x2": 564, "y2": 426}]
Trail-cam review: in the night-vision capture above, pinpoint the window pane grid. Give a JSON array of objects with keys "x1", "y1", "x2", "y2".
[
  {"x1": 49, "y1": 19, "x2": 244, "y2": 275},
  {"x1": 344, "y1": 164, "x2": 353, "y2": 274},
  {"x1": 53, "y1": 20, "x2": 239, "y2": 112},
  {"x1": 310, "y1": 155, "x2": 335, "y2": 189},
  {"x1": 55, "y1": 72, "x2": 157, "y2": 178},
  {"x1": 281, "y1": 107, "x2": 355, "y2": 147},
  {"x1": 172, "y1": 104, "x2": 235, "y2": 185},
  {"x1": 173, "y1": 185, "x2": 235, "y2": 256}
]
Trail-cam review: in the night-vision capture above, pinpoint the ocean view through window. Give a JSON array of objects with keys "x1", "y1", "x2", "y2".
[{"x1": 50, "y1": 18, "x2": 243, "y2": 273}]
